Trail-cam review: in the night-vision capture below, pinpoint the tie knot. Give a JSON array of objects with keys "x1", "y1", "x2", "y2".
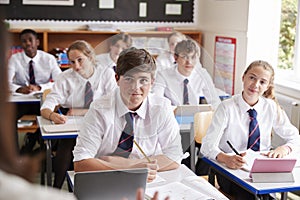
[
  {"x1": 29, "y1": 60, "x2": 33, "y2": 65},
  {"x1": 248, "y1": 109, "x2": 257, "y2": 118},
  {"x1": 184, "y1": 79, "x2": 189, "y2": 84}
]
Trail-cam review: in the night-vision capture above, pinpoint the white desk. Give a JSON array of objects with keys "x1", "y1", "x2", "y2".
[
  {"x1": 37, "y1": 114, "x2": 193, "y2": 187},
  {"x1": 67, "y1": 164, "x2": 229, "y2": 200},
  {"x1": 9, "y1": 93, "x2": 41, "y2": 103},
  {"x1": 37, "y1": 116, "x2": 81, "y2": 186},
  {"x1": 203, "y1": 157, "x2": 300, "y2": 200}
]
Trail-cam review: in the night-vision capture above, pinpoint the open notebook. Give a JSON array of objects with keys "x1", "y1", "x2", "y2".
[
  {"x1": 43, "y1": 116, "x2": 83, "y2": 133},
  {"x1": 145, "y1": 165, "x2": 228, "y2": 200}
]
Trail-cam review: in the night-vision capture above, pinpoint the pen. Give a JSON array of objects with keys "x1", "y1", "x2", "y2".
[
  {"x1": 133, "y1": 139, "x2": 151, "y2": 163},
  {"x1": 226, "y1": 140, "x2": 242, "y2": 156},
  {"x1": 57, "y1": 108, "x2": 63, "y2": 115}
]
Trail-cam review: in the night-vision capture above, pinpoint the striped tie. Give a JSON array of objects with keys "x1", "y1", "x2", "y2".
[
  {"x1": 113, "y1": 112, "x2": 135, "y2": 158},
  {"x1": 29, "y1": 60, "x2": 36, "y2": 85},
  {"x1": 84, "y1": 81, "x2": 93, "y2": 108},
  {"x1": 183, "y1": 79, "x2": 189, "y2": 105},
  {"x1": 247, "y1": 109, "x2": 260, "y2": 151}
]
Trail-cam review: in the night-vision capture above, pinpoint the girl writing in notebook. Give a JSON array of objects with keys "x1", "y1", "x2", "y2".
[
  {"x1": 201, "y1": 60, "x2": 300, "y2": 199},
  {"x1": 40, "y1": 40, "x2": 117, "y2": 189}
]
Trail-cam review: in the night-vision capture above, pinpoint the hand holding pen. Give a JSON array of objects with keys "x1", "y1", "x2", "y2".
[
  {"x1": 50, "y1": 108, "x2": 67, "y2": 124},
  {"x1": 224, "y1": 140, "x2": 247, "y2": 169}
]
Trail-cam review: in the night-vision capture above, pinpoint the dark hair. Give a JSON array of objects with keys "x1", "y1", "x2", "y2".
[
  {"x1": 116, "y1": 47, "x2": 156, "y2": 79},
  {"x1": 243, "y1": 60, "x2": 275, "y2": 100},
  {"x1": 110, "y1": 32, "x2": 132, "y2": 48},
  {"x1": 174, "y1": 39, "x2": 200, "y2": 58},
  {"x1": 19, "y1": 29, "x2": 38, "y2": 39},
  {"x1": 67, "y1": 40, "x2": 96, "y2": 66}
]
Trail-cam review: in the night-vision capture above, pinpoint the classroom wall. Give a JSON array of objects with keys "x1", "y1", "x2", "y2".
[
  {"x1": 197, "y1": 0, "x2": 281, "y2": 94},
  {"x1": 7, "y1": 0, "x2": 281, "y2": 95}
]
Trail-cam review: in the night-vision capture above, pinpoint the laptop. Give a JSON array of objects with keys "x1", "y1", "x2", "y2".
[
  {"x1": 74, "y1": 168, "x2": 148, "y2": 200},
  {"x1": 174, "y1": 104, "x2": 212, "y2": 116},
  {"x1": 249, "y1": 158, "x2": 297, "y2": 182}
]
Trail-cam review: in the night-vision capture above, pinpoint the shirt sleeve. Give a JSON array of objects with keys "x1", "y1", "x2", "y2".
[
  {"x1": 49, "y1": 55, "x2": 62, "y2": 81},
  {"x1": 7, "y1": 55, "x2": 22, "y2": 92},
  {"x1": 196, "y1": 67, "x2": 221, "y2": 110},
  {"x1": 201, "y1": 103, "x2": 228, "y2": 160},
  {"x1": 152, "y1": 71, "x2": 167, "y2": 97},
  {"x1": 40, "y1": 74, "x2": 67, "y2": 111},
  {"x1": 157, "y1": 101, "x2": 183, "y2": 164},
  {"x1": 73, "y1": 106, "x2": 104, "y2": 162},
  {"x1": 101, "y1": 67, "x2": 117, "y2": 94}
]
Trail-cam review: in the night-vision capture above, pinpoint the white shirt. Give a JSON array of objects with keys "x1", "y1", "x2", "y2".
[
  {"x1": 155, "y1": 52, "x2": 176, "y2": 71},
  {"x1": 201, "y1": 94, "x2": 300, "y2": 160},
  {"x1": 41, "y1": 65, "x2": 117, "y2": 110},
  {"x1": 95, "y1": 53, "x2": 115, "y2": 71},
  {"x1": 8, "y1": 50, "x2": 61, "y2": 92},
  {"x1": 73, "y1": 88, "x2": 183, "y2": 164},
  {"x1": 152, "y1": 64, "x2": 221, "y2": 109},
  {"x1": 0, "y1": 169, "x2": 76, "y2": 200}
]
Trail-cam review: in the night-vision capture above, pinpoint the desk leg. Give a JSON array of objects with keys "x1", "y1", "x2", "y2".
[
  {"x1": 281, "y1": 192, "x2": 287, "y2": 200},
  {"x1": 208, "y1": 167, "x2": 216, "y2": 186},
  {"x1": 46, "y1": 139, "x2": 52, "y2": 186}
]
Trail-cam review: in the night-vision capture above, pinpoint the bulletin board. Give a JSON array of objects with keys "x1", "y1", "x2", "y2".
[
  {"x1": 0, "y1": 0, "x2": 194, "y2": 23},
  {"x1": 213, "y1": 36, "x2": 237, "y2": 95}
]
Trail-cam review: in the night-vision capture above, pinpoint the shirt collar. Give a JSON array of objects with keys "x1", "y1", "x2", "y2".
[
  {"x1": 237, "y1": 93, "x2": 264, "y2": 114},
  {"x1": 116, "y1": 88, "x2": 147, "y2": 119},
  {"x1": 23, "y1": 50, "x2": 40, "y2": 64}
]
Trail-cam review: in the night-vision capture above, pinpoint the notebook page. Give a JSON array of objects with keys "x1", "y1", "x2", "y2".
[
  {"x1": 145, "y1": 182, "x2": 212, "y2": 200},
  {"x1": 181, "y1": 176, "x2": 229, "y2": 200}
]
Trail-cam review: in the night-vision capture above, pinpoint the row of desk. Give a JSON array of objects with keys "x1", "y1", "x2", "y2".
[{"x1": 11, "y1": 93, "x2": 300, "y2": 199}]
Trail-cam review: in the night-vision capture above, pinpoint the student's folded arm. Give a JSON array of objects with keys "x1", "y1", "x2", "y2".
[
  {"x1": 66, "y1": 108, "x2": 88, "y2": 116},
  {"x1": 74, "y1": 156, "x2": 157, "y2": 172},
  {"x1": 74, "y1": 158, "x2": 119, "y2": 172}
]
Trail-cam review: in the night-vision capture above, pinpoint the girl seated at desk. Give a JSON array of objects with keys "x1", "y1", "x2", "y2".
[
  {"x1": 40, "y1": 40, "x2": 116, "y2": 189},
  {"x1": 201, "y1": 60, "x2": 300, "y2": 200}
]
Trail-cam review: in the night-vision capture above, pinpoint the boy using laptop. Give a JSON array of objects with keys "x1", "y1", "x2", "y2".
[{"x1": 73, "y1": 47, "x2": 183, "y2": 182}]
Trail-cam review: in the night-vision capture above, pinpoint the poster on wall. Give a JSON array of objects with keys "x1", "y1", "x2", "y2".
[{"x1": 214, "y1": 36, "x2": 236, "y2": 95}]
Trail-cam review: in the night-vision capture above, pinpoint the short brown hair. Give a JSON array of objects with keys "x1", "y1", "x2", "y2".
[{"x1": 116, "y1": 47, "x2": 156, "y2": 79}]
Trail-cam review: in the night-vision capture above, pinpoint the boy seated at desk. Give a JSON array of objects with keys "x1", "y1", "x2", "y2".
[
  {"x1": 152, "y1": 39, "x2": 221, "y2": 110},
  {"x1": 73, "y1": 47, "x2": 183, "y2": 182},
  {"x1": 8, "y1": 29, "x2": 61, "y2": 94}
]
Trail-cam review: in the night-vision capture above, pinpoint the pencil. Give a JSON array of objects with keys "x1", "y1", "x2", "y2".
[{"x1": 133, "y1": 139, "x2": 151, "y2": 163}]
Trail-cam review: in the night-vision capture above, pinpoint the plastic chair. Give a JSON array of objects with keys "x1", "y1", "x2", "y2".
[{"x1": 190, "y1": 111, "x2": 213, "y2": 173}]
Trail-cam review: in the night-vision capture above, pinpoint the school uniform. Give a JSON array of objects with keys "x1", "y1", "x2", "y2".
[
  {"x1": 8, "y1": 50, "x2": 61, "y2": 92},
  {"x1": 8, "y1": 50, "x2": 61, "y2": 154},
  {"x1": 41, "y1": 65, "x2": 117, "y2": 110},
  {"x1": 155, "y1": 52, "x2": 176, "y2": 71},
  {"x1": 201, "y1": 93, "x2": 300, "y2": 160},
  {"x1": 95, "y1": 53, "x2": 116, "y2": 71},
  {"x1": 73, "y1": 88, "x2": 183, "y2": 164},
  {"x1": 41, "y1": 65, "x2": 117, "y2": 189},
  {"x1": 152, "y1": 64, "x2": 221, "y2": 109},
  {"x1": 201, "y1": 94, "x2": 300, "y2": 200}
]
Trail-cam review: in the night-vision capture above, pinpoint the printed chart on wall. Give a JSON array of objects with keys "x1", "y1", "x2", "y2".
[{"x1": 214, "y1": 36, "x2": 236, "y2": 95}]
